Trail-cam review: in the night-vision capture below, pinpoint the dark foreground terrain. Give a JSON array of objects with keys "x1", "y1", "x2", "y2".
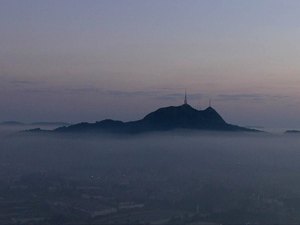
[{"x1": 1, "y1": 128, "x2": 300, "y2": 224}]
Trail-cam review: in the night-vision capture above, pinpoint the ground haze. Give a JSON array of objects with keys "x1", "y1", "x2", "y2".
[{"x1": 1, "y1": 126, "x2": 300, "y2": 224}]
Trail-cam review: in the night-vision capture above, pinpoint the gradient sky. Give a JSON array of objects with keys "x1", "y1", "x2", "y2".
[{"x1": 1, "y1": 0, "x2": 300, "y2": 128}]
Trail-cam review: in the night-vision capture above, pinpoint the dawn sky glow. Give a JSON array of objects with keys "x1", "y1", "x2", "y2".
[{"x1": 1, "y1": 0, "x2": 300, "y2": 128}]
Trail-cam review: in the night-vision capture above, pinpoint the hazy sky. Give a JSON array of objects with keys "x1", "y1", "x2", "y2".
[{"x1": 1, "y1": 0, "x2": 300, "y2": 128}]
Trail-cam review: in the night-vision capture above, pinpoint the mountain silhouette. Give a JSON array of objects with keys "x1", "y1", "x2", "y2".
[
  {"x1": 285, "y1": 130, "x2": 300, "y2": 134},
  {"x1": 53, "y1": 104, "x2": 256, "y2": 134},
  {"x1": 1, "y1": 121, "x2": 70, "y2": 126}
]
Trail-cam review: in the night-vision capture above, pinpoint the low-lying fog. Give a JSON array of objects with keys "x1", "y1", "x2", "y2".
[{"x1": 1, "y1": 126, "x2": 300, "y2": 224}]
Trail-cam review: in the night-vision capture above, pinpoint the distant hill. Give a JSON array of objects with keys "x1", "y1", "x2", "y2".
[
  {"x1": 1, "y1": 121, "x2": 70, "y2": 126},
  {"x1": 0, "y1": 121, "x2": 25, "y2": 126},
  {"x1": 52, "y1": 104, "x2": 257, "y2": 134},
  {"x1": 285, "y1": 130, "x2": 300, "y2": 134},
  {"x1": 30, "y1": 122, "x2": 70, "y2": 126}
]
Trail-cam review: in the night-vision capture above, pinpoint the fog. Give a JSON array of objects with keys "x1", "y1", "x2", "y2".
[{"x1": 1, "y1": 126, "x2": 300, "y2": 224}]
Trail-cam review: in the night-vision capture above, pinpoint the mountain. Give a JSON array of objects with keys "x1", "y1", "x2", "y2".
[
  {"x1": 0, "y1": 121, "x2": 25, "y2": 126},
  {"x1": 30, "y1": 122, "x2": 70, "y2": 126},
  {"x1": 285, "y1": 130, "x2": 300, "y2": 134},
  {"x1": 1, "y1": 121, "x2": 70, "y2": 126},
  {"x1": 53, "y1": 104, "x2": 257, "y2": 134}
]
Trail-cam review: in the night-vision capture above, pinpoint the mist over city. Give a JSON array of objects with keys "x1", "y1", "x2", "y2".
[{"x1": 1, "y1": 125, "x2": 300, "y2": 224}]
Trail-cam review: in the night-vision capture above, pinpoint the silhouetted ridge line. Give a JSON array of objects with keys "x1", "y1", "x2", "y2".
[
  {"x1": 1, "y1": 121, "x2": 70, "y2": 126},
  {"x1": 50, "y1": 104, "x2": 257, "y2": 134},
  {"x1": 285, "y1": 130, "x2": 300, "y2": 134}
]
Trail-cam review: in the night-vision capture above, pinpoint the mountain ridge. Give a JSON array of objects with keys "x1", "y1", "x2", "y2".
[
  {"x1": 52, "y1": 104, "x2": 257, "y2": 134},
  {"x1": 1, "y1": 121, "x2": 70, "y2": 126}
]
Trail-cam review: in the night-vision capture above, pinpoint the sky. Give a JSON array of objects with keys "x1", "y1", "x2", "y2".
[{"x1": 1, "y1": 0, "x2": 300, "y2": 128}]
